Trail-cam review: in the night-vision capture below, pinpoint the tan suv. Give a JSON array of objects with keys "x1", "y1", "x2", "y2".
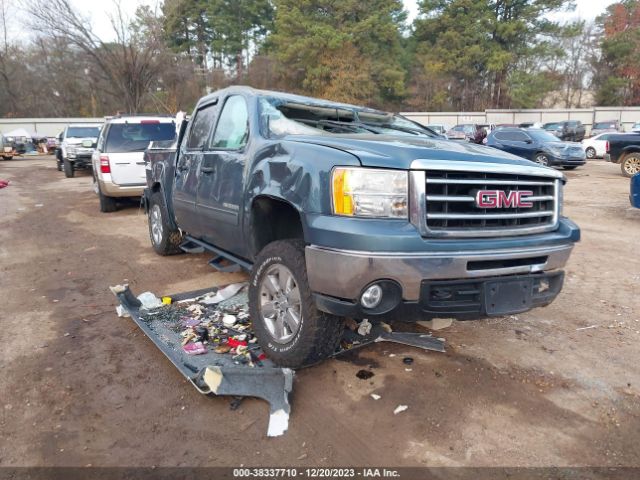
[{"x1": 92, "y1": 115, "x2": 176, "y2": 212}]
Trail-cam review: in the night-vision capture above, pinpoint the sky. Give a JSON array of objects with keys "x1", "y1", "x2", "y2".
[{"x1": 7, "y1": 0, "x2": 621, "y2": 42}]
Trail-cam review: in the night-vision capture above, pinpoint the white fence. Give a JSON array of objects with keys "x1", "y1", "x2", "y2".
[
  {"x1": 401, "y1": 107, "x2": 640, "y2": 136},
  {"x1": 2, "y1": 106, "x2": 640, "y2": 137}
]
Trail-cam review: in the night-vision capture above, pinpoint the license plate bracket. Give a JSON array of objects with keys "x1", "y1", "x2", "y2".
[{"x1": 484, "y1": 278, "x2": 533, "y2": 316}]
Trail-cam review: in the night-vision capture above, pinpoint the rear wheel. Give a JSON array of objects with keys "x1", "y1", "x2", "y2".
[
  {"x1": 621, "y1": 154, "x2": 640, "y2": 178},
  {"x1": 249, "y1": 239, "x2": 344, "y2": 368},
  {"x1": 96, "y1": 177, "x2": 117, "y2": 213},
  {"x1": 586, "y1": 147, "x2": 596, "y2": 159},
  {"x1": 534, "y1": 153, "x2": 549, "y2": 166},
  {"x1": 63, "y1": 159, "x2": 74, "y2": 178},
  {"x1": 148, "y1": 191, "x2": 182, "y2": 255},
  {"x1": 2, "y1": 156, "x2": 12, "y2": 160}
]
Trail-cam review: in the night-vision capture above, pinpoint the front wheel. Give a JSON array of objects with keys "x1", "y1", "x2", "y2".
[
  {"x1": 63, "y1": 159, "x2": 74, "y2": 178},
  {"x1": 249, "y1": 239, "x2": 344, "y2": 368},
  {"x1": 95, "y1": 177, "x2": 117, "y2": 213},
  {"x1": 563, "y1": 166, "x2": 577, "y2": 170},
  {"x1": 621, "y1": 154, "x2": 640, "y2": 178},
  {"x1": 534, "y1": 153, "x2": 549, "y2": 166},
  {"x1": 586, "y1": 147, "x2": 596, "y2": 159},
  {"x1": 147, "y1": 191, "x2": 182, "y2": 255}
]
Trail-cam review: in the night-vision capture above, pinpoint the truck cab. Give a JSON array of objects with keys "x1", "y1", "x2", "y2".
[{"x1": 144, "y1": 86, "x2": 580, "y2": 368}]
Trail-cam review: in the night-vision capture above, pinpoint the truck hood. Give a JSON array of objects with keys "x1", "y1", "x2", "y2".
[{"x1": 286, "y1": 134, "x2": 547, "y2": 170}]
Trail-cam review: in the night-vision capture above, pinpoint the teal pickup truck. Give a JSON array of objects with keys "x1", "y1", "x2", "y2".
[{"x1": 143, "y1": 86, "x2": 581, "y2": 367}]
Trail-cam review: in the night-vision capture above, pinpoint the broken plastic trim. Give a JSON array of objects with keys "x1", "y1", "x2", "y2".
[{"x1": 110, "y1": 284, "x2": 293, "y2": 437}]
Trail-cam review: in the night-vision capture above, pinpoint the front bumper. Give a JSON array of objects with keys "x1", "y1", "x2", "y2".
[
  {"x1": 67, "y1": 155, "x2": 93, "y2": 167},
  {"x1": 546, "y1": 154, "x2": 586, "y2": 167}
]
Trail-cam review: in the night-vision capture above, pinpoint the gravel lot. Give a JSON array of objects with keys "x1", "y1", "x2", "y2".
[{"x1": 1, "y1": 156, "x2": 639, "y2": 468}]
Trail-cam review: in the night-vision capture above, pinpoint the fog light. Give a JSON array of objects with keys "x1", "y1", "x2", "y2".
[{"x1": 361, "y1": 284, "x2": 383, "y2": 309}]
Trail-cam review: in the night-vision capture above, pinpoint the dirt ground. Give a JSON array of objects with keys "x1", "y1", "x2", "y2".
[{"x1": 0, "y1": 155, "x2": 639, "y2": 468}]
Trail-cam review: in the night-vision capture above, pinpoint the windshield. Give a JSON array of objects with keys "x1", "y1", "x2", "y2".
[
  {"x1": 451, "y1": 125, "x2": 475, "y2": 134},
  {"x1": 104, "y1": 122, "x2": 175, "y2": 153},
  {"x1": 527, "y1": 129, "x2": 562, "y2": 142},
  {"x1": 543, "y1": 123, "x2": 561, "y2": 129},
  {"x1": 594, "y1": 122, "x2": 615, "y2": 129},
  {"x1": 260, "y1": 97, "x2": 437, "y2": 138},
  {"x1": 67, "y1": 126, "x2": 100, "y2": 138}
]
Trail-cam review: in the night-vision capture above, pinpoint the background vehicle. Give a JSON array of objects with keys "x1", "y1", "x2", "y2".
[
  {"x1": 0, "y1": 134, "x2": 15, "y2": 160},
  {"x1": 144, "y1": 86, "x2": 579, "y2": 368},
  {"x1": 604, "y1": 133, "x2": 640, "y2": 177},
  {"x1": 631, "y1": 173, "x2": 640, "y2": 208},
  {"x1": 92, "y1": 115, "x2": 176, "y2": 212},
  {"x1": 425, "y1": 124, "x2": 449, "y2": 136},
  {"x1": 631, "y1": 122, "x2": 640, "y2": 133},
  {"x1": 543, "y1": 120, "x2": 585, "y2": 141},
  {"x1": 446, "y1": 123, "x2": 476, "y2": 140},
  {"x1": 590, "y1": 120, "x2": 622, "y2": 137},
  {"x1": 519, "y1": 122, "x2": 543, "y2": 128},
  {"x1": 581, "y1": 132, "x2": 619, "y2": 159},
  {"x1": 486, "y1": 127, "x2": 585, "y2": 169},
  {"x1": 58, "y1": 124, "x2": 102, "y2": 177}
]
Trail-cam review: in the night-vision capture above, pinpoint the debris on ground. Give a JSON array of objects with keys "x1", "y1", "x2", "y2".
[
  {"x1": 371, "y1": 394, "x2": 381, "y2": 400},
  {"x1": 357, "y1": 319, "x2": 372, "y2": 336},
  {"x1": 393, "y1": 405, "x2": 408, "y2": 415},
  {"x1": 0, "y1": 179, "x2": 9, "y2": 189},
  {"x1": 356, "y1": 369, "x2": 375, "y2": 380},
  {"x1": 403, "y1": 357, "x2": 414, "y2": 365}
]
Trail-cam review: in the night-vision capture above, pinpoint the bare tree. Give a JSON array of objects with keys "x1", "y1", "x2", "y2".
[
  {"x1": 25, "y1": 0, "x2": 166, "y2": 113},
  {"x1": 0, "y1": 0, "x2": 18, "y2": 115}
]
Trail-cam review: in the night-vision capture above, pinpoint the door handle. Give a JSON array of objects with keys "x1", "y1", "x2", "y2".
[{"x1": 201, "y1": 166, "x2": 214, "y2": 174}]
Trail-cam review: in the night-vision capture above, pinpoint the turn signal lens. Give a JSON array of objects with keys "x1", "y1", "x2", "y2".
[{"x1": 331, "y1": 167, "x2": 408, "y2": 218}]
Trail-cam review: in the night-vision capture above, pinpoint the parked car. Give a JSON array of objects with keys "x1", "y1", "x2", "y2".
[
  {"x1": 604, "y1": 133, "x2": 640, "y2": 177},
  {"x1": 590, "y1": 120, "x2": 622, "y2": 137},
  {"x1": 542, "y1": 120, "x2": 585, "y2": 141},
  {"x1": 425, "y1": 124, "x2": 449, "y2": 136},
  {"x1": 58, "y1": 124, "x2": 102, "y2": 177},
  {"x1": 0, "y1": 134, "x2": 15, "y2": 160},
  {"x1": 446, "y1": 124, "x2": 476, "y2": 141},
  {"x1": 519, "y1": 122, "x2": 543, "y2": 129},
  {"x1": 581, "y1": 132, "x2": 619, "y2": 159},
  {"x1": 486, "y1": 127, "x2": 586, "y2": 169},
  {"x1": 143, "y1": 86, "x2": 580, "y2": 368},
  {"x1": 92, "y1": 115, "x2": 176, "y2": 212},
  {"x1": 631, "y1": 122, "x2": 640, "y2": 133},
  {"x1": 631, "y1": 173, "x2": 640, "y2": 208}
]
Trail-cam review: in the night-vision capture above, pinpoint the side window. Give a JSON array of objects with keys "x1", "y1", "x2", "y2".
[
  {"x1": 512, "y1": 131, "x2": 529, "y2": 142},
  {"x1": 210, "y1": 96, "x2": 249, "y2": 150},
  {"x1": 97, "y1": 126, "x2": 106, "y2": 150},
  {"x1": 494, "y1": 132, "x2": 508, "y2": 141},
  {"x1": 187, "y1": 102, "x2": 218, "y2": 150},
  {"x1": 600, "y1": 134, "x2": 609, "y2": 141},
  {"x1": 496, "y1": 131, "x2": 527, "y2": 141}
]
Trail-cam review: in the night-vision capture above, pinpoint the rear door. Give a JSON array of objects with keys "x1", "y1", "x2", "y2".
[
  {"x1": 105, "y1": 120, "x2": 175, "y2": 186},
  {"x1": 196, "y1": 95, "x2": 249, "y2": 253},
  {"x1": 173, "y1": 101, "x2": 219, "y2": 236}
]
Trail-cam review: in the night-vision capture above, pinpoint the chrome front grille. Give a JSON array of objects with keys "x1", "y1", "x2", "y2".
[{"x1": 409, "y1": 167, "x2": 561, "y2": 238}]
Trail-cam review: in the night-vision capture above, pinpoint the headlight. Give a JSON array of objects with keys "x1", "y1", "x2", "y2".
[
  {"x1": 67, "y1": 147, "x2": 77, "y2": 158},
  {"x1": 332, "y1": 167, "x2": 408, "y2": 218}
]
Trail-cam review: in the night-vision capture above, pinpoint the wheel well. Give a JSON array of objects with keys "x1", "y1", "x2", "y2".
[{"x1": 251, "y1": 197, "x2": 304, "y2": 257}]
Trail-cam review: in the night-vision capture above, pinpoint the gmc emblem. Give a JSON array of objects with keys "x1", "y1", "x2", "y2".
[{"x1": 475, "y1": 190, "x2": 534, "y2": 208}]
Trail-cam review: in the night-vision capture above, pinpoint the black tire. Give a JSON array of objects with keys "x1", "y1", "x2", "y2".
[
  {"x1": 585, "y1": 147, "x2": 596, "y2": 159},
  {"x1": 148, "y1": 191, "x2": 182, "y2": 255},
  {"x1": 96, "y1": 180, "x2": 117, "y2": 213},
  {"x1": 63, "y1": 159, "x2": 74, "y2": 178},
  {"x1": 249, "y1": 239, "x2": 345, "y2": 368},
  {"x1": 534, "y1": 153, "x2": 549, "y2": 166},
  {"x1": 621, "y1": 154, "x2": 640, "y2": 178},
  {"x1": 2, "y1": 156, "x2": 12, "y2": 160},
  {"x1": 57, "y1": 160, "x2": 62, "y2": 171},
  {"x1": 562, "y1": 166, "x2": 577, "y2": 170}
]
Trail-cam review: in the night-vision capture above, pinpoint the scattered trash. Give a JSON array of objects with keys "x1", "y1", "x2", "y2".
[
  {"x1": 137, "y1": 292, "x2": 163, "y2": 310},
  {"x1": 222, "y1": 314, "x2": 237, "y2": 327},
  {"x1": 356, "y1": 369, "x2": 375, "y2": 380},
  {"x1": 576, "y1": 325, "x2": 597, "y2": 331},
  {"x1": 0, "y1": 179, "x2": 9, "y2": 189},
  {"x1": 162, "y1": 296, "x2": 172, "y2": 305},
  {"x1": 200, "y1": 283, "x2": 246, "y2": 305},
  {"x1": 393, "y1": 405, "x2": 408, "y2": 415},
  {"x1": 183, "y1": 342, "x2": 208, "y2": 355},
  {"x1": 370, "y1": 393, "x2": 381, "y2": 400},
  {"x1": 229, "y1": 396, "x2": 244, "y2": 411},
  {"x1": 35, "y1": 203, "x2": 43, "y2": 208},
  {"x1": 357, "y1": 319, "x2": 372, "y2": 336},
  {"x1": 115, "y1": 305, "x2": 130, "y2": 318},
  {"x1": 405, "y1": 368, "x2": 412, "y2": 372},
  {"x1": 403, "y1": 357, "x2": 414, "y2": 365}
]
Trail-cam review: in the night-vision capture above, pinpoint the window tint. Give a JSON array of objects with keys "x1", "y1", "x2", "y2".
[
  {"x1": 67, "y1": 126, "x2": 101, "y2": 138},
  {"x1": 495, "y1": 131, "x2": 528, "y2": 142},
  {"x1": 599, "y1": 134, "x2": 610, "y2": 140},
  {"x1": 187, "y1": 103, "x2": 218, "y2": 150},
  {"x1": 104, "y1": 122, "x2": 175, "y2": 153},
  {"x1": 211, "y1": 96, "x2": 249, "y2": 149}
]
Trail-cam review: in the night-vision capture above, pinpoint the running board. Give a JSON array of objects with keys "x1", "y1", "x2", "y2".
[
  {"x1": 179, "y1": 240, "x2": 205, "y2": 254},
  {"x1": 184, "y1": 235, "x2": 253, "y2": 272}
]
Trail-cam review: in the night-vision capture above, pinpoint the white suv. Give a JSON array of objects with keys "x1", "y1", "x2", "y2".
[{"x1": 92, "y1": 115, "x2": 176, "y2": 212}]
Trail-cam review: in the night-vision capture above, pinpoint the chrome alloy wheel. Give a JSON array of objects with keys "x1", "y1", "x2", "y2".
[
  {"x1": 623, "y1": 156, "x2": 640, "y2": 176},
  {"x1": 150, "y1": 204, "x2": 163, "y2": 246},
  {"x1": 259, "y1": 264, "x2": 302, "y2": 343}
]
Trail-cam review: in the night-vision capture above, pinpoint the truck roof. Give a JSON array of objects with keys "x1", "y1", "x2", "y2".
[{"x1": 197, "y1": 85, "x2": 385, "y2": 115}]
